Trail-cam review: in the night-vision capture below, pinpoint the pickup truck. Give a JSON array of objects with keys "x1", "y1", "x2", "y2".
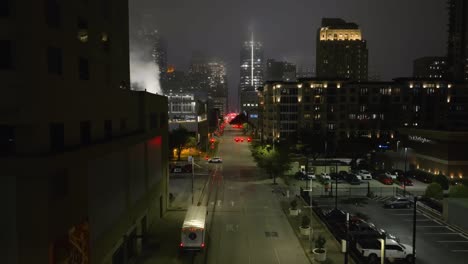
[{"x1": 356, "y1": 238, "x2": 414, "y2": 263}]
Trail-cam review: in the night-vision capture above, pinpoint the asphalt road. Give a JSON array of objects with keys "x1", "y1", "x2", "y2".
[
  {"x1": 313, "y1": 195, "x2": 468, "y2": 264},
  {"x1": 202, "y1": 126, "x2": 310, "y2": 264}
]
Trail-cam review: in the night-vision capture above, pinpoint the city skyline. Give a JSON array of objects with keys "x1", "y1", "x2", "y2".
[{"x1": 131, "y1": 0, "x2": 447, "y2": 109}]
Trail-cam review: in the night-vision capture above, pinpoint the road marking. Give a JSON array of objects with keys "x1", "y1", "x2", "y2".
[
  {"x1": 437, "y1": 241, "x2": 468, "y2": 243},
  {"x1": 424, "y1": 232, "x2": 460, "y2": 235},
  {"x1": 274, "y1": 248, "x2": 281, "y2": 264},
  {"x1": 451, "y1": 250, "x2": 468, "y2": 252}
]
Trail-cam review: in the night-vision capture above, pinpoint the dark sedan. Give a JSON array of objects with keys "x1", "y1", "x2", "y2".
[{"x1": 384, "y1": 197, "x2": 413, "y2": 209}]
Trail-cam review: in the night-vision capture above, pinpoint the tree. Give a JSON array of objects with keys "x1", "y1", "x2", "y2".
[
  {"x1": 299, "y1": 128, "x2": 326, "y2": 161},
  {"x1": 449, "y1": 185, "x2": 468, "y2": 198},
  {"x1": 425, "y1": 183, "x2": 444, "y2": 200},
  {"x1": 433, "y1": 174, "x2": 450, "y2": 190},
  {"x1": 337, "y1": 137, "x2": 375, "y2": 169},
  {"x1": 169, "y1": 126, "x2": 192, "y2": 161},
  {"x1": 251, "y1": 142, "x2": 292, "y2": 184}
]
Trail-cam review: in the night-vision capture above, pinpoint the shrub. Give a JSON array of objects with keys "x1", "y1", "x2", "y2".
[
  {"x1": 301, "y1": 215, "x2": 311, "y2": 228},
  {"x1": 425, "y1": 183, "x2": 443, "y2": 200},
  {"x1": 449, "y1": 185, "x2": 468, "y2": 198},
  {"x1": 315, "y1": 235, "x2": 327, "y2": 249},
  {"x1": 290, "y1": 200, "x2": 298, "y2": 210},
  {"x1": 433, "y1": 174, "x2": 449, "y2": 190}
]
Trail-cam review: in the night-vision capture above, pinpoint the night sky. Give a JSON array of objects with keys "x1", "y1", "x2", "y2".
[{"x1": 130, "y1": 0, "x2": 447, "y2": 110}]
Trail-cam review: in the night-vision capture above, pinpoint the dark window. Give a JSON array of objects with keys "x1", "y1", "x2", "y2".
[
  {"x1": 47, "y1": 47, "x2": 62, "y2": 75},
  {"x1": 104, "y1": 120, "x2": 112, "y2": 139},
  {"x1": 0, "y1": 40, "x2": 12, "y2": 69},
  {"x1": 149, "y1": 113, "x2": 158, "y2": 129},
  {"x1": 120, "y1": 118, "x2": 127, "y2": 131},
  {"x1": 80, "y1": 121, "x2": 91, "y2": 145},
  {"x1": 160, "y1": 112, "x2": 166, "y2": 128},
  {"x1": 50, "y1": 123, "x2": 64, "y2": 151},
  {"x1": 0, "y1": 0, "x2": 10, "y2": 17},
  {"x1": 0, "y1": 125, "x2": 15, "y2": 156},
  {"x1": 50, "y1": 169, "x2": 68, "y2": 200},
  {"x1": 45, "y1": 0, "x2": 60, "y2": 28},
  {"x1": 78, "y1": 57, "x2": 89, "y2": 80}
]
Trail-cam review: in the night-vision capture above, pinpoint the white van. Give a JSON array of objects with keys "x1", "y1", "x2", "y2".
[{"x1": 180, "y1": 206, "x2": 207, "y2": 251}]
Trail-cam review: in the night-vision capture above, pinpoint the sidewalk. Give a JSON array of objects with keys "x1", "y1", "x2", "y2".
[{"x1": 279, "y1": 179, "x2": 354, "y2": 264}]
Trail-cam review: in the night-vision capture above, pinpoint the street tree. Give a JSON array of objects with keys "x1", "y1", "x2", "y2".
[
  {"x1": 299, "y1": 128, "x2": 327, "y2": 161},
  {"x1": 337, "y1": 136, "x2": 375, "y2": 169},
  {"x1": 433, "y1": 174, "x2": 450, "y2": 190},
  {"x1": 251, "y1": 142, "x2": 292, "y2": 184},
  {"x1": 169, "y1": 126, "x2": 192, "y2": 161}
]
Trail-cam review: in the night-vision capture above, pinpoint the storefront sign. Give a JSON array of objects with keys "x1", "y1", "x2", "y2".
[{"x1": 408, "y1": 135, "x2": 433, "y2": 144}]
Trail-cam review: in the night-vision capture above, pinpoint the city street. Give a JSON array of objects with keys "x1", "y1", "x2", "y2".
[
  {"x1": 203, "y1": 126, "x2": 310, "y2": 264},
  {"x1": 313, "y1": 196, "x2": 468, "y2": 264}
]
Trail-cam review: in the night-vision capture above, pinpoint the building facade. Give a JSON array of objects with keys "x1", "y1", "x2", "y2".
[
  {"x1": 240, "y1": 35, "x2": 264, "y2": 92},
  {"x1": 1, "y1": 1, "x2": 169, "y2": 263},
  {"x1": 261, "y1": 79, "x2": 468, "y2": 142},
  {"x1": 316, "y1": 18, "x2": 368, "y2": 82},
  {"x1": 413, "y1": 57, "x2": 448, "y2": 80},
  {"x1": 265, "y1": 59, "x2": 297, "y2": 82},
  {"x1": 447, "y1": 0, "x2": 468, "y2": 82}
]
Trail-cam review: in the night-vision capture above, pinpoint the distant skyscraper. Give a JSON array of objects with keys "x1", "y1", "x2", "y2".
[
  {"x1": 188, "y1": 54, "x2": 228, "y2": 98},
  {"x1": 413, "y1": 57, "x2": 447, "y2": 80},
  {"x1": 447, "y1": 0, "x2": 468, "y2": 82},
  {"x1": 316, "y1": 18, "x2": 368, "y2": 81},
  {"x1": 137, "y1": 29, "x2": 168, "y2": 80},
  {"x1": 240, "y1": 33, "x2": 264, "y2": 91},
  {"x1": 265, "y1": 59, "x2": 297, "y2": 82}
]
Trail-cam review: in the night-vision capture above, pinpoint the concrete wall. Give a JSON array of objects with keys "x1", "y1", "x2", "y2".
[
  {"x1": 0, "y1": 175, "x2": 18, "y2": 264},
  {"x1": 445, "y1": 198, "x2": 468, "y2": 233}
]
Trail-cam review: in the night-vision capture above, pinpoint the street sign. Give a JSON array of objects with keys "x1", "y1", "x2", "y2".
[{"x1": 188, "y1": 156, "x2": 193, "y2": 163}]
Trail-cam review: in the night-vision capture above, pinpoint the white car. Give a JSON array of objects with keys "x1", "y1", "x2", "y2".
[
  {"x1": 358, "y1": 170, "x2": 372, "y2": 180},
  {"x1": 385, "y1": 171, "x2": 398, "y2": 179},
  {"x1": 307, "y1": 173, "x2": 316, "y2": 180},
  {"x1": 208, "y1": 157, "x2": 222, "y2": 163},
  {"x1": 320, "y1": 172, "x2": 331, "y2": 180}
]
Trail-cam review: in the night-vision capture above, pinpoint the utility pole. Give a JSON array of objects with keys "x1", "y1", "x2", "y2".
[{"x1": 344, "y1": 213, "x2": 349, "y2": 264}]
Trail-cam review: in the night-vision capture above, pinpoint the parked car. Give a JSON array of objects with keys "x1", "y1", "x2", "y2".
[
  {"x1": 378, "y1": 175, "x2": 393, "y2": 185},
  {"x1": 208, "y1": 157, "x2": 223, "y2": 163},
  {"x1": 349, "y1": 219, "x2": 400, "y2": 242},
  {"x1": 339, "y1": 171, "x2": 350, "y2": 177},
  {"x1": 412, "y1": 170, "x2": 433, "y2": 183},
  {"x1": 358, "y1": 170, "x2": 373, "y2": 180},
  {"x1": 307, "y1": 173, "x2": 316, "y2": 180},
  {"x1": 320, "y1": 172, "x2": 331, "y2": 181},
  {"x1": 397, "y1": 175, "x2": 413, "y2": 186},
  {"x1": 331, "y1": 172, "x2": 345, "y2": 183},
  {"x1": 295, "y1": 171, "x2": 307, "y2": 180},
  {"x1": 346, "y1": 174, "x2": 362, "y2": 185},
  {"x1": 371, "y1": 170, "x2": 385, "y2": 179},
  {"x1": 385, "y1": 171, "x2": 398, "y2": 179},
  {"x1": 356, "y1": 238, "x2": 414, "y2": 263},
  {"x1": 384, "y1": 196, "x2": 413, "y2": 209}
]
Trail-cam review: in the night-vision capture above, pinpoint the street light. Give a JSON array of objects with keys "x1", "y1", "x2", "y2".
[
  {"x1": 304, "y1": 179, "x2": 314, "y2": 253},
  {"x1": 404, "y1": 147, "x2": 408, "y2": 196}
]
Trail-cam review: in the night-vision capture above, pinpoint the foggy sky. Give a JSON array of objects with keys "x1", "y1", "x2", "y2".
[{"x1": 130, "y1": 0, "x2": 447, "y2": 111}]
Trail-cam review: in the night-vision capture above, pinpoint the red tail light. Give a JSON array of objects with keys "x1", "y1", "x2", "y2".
[
  {"x1": 201, "y1": 243, "x2": 205, "y2": 248},
  {"x1": 180, "y1": 243, "x2": 184, "y2": 247}
]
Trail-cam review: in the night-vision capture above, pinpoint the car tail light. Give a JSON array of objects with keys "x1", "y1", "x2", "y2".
[
  {"x1": 201, "y1": 243, "x2": 205, "y2": 248},
  {"x1": 180, "y1": 243, "x2": 184, "y2": 247}
]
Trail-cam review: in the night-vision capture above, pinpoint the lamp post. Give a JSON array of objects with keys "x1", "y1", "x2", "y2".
[
  {"x1": 412, "y1": 196, "x2": 417, "y2": 264},
  {"x1": 397, "y1": 140, "x2": 400, "y2": 153},
  {"x1": 404, "y1": 147, "x2": 408, "y2": 196}
]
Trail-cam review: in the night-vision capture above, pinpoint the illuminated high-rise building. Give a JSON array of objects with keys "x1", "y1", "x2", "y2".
[
  {"x1": 316, "y1": 18, "x2": 368, "y2": 81},
  {"x1": 265, "y1": 59, "x2": 297, "y2": 82},
  {"x1": 447, "y1": 0, "x2": 468, "y2": 82},
  {"x1": 240, "y1": 33, "x2": 264, "y2": 91}
]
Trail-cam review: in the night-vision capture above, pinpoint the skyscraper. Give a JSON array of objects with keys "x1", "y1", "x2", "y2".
[
  {"x1": 265, "y1": 59, "x2": 297, "y2": 82},
  {"x1": 413, "y1": 57, "x2": 447, "y2": 79},
  {"x1": 316, "y1": 18, "x2": 368, "y2": 82},
  {"x1": 240, "y1": 33, "x2": 264, "y2": 91},
  {"x1": 447, "y1": 0, "x2": 468, "y2": 83}
]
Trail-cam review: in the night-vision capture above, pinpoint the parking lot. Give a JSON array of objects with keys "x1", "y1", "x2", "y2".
[{"x1": 311, "y1": 195, "x2": 468, "y2": 264}]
